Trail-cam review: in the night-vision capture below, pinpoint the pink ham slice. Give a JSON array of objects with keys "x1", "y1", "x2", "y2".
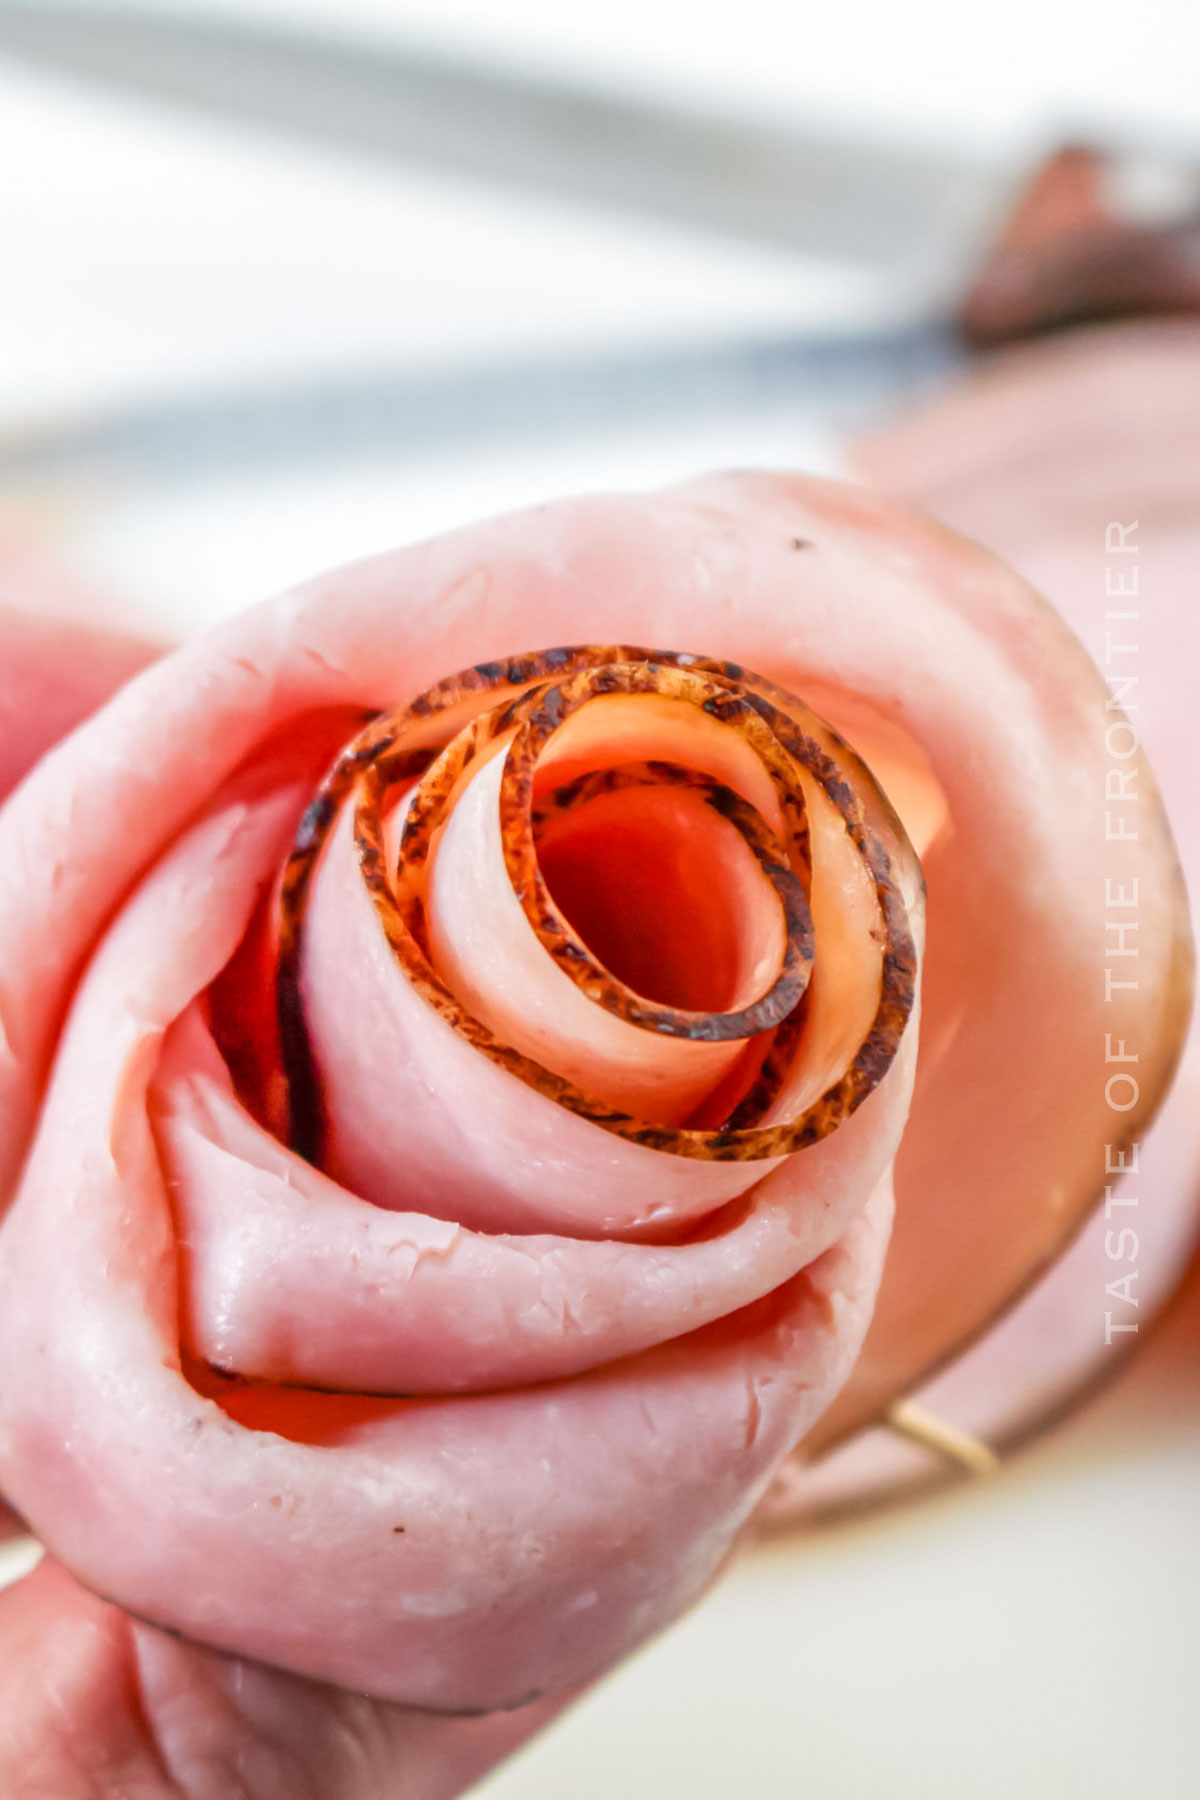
[
  {"x1": 0, "y1": 579, "x2": 156, "y2": 807},
  {"x1": 765, "y1": 321, "x2": 1200, "y2": 1517},
  {"x1": 160, "y1": 1003, "x2": 916, "y2": 1396},
  {"x1": 0, "y1": 579, "x2": 158, "y2": 1549},
  {"x1": 0, "y1": 472, "x2": 1188, "y2": 1710},
  {"x1": 0, "y1": 1556, "x2": 570, "y2": 1800},
  {"x1": 0, "y1": 761, "x2": 891, "y2": 1704}
]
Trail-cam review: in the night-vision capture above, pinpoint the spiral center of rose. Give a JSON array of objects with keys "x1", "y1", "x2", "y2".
[
  {"x1": 274, "y1": 646, "x2": 916, "y2": 1167},
  {"x1": 534, "y1": 779, "x2": 778, "y2": 1015}
]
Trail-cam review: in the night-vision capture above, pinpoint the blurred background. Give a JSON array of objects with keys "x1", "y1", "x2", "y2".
[{"x1": 1, "y1": 2, "x2": 1199, "y2": 1795}]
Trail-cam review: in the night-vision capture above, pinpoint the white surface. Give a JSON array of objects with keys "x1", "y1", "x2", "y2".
[
  {"x1": 1, "y1": 6, "x2": 1198, "y2": 1797},
  {"x1": 479, "y1": 1386, "x2": 1200, "y2": 1800},
  {"x1": 0, "y1": 55, "x2": 878, "y2": 428},
  {"x1": 50, "y1": 0, "x2": 1200, "y2": 148}
]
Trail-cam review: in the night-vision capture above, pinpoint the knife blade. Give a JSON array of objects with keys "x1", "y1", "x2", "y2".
[
  {"x1": 0, "y1": 0, "x2": 1031, "y2": 311},
  {"x1": 3, "y1": 0, "x2": 1199, "y2": 410}
]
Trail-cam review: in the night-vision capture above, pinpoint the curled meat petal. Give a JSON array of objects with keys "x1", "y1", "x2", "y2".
[
  {"x1": 292, "y1": 647, "x2": 916, "y2": 1238},
  {"x1": 0, "y1": 760, "x2": 892, "y2": 1704},
  {"x1": 158, "y1": 1004, "x2": 916, "y2": 1396}
]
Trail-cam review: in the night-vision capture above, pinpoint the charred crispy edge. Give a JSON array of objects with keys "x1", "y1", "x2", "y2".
[
  {"x1": 530, "y1": 756, "x2": 812, "y2": 1034},
  {"x1": 277, "y1": 645, "x2": 918, "y2": 1164},
  {"x1": 538, "y1": 764, "x2": 811, "y2": 1131},
  {"x1": 668, "y1": 657, "x2": 919, "y2": 1140},
  {"x1": 275, "y1": 716, "x2": 406, "y2": 1164},
  {"x1": 715, "y1": 705, "x2": 918, "y2": 1135},
  {"x1": 373, "y1": 658, "x2": 814, "y2": 1045},
  {"x1": 276, "y1": 649, "x2": 641, "y2": 1160},
  {"x1": 495, "y1": 668, "x2": 813, "y2": 1039}
]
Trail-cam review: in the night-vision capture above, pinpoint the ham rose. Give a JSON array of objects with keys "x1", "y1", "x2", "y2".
[{"x1": 0, "y1": 471, "x2": 1188, "y2": 1714}]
